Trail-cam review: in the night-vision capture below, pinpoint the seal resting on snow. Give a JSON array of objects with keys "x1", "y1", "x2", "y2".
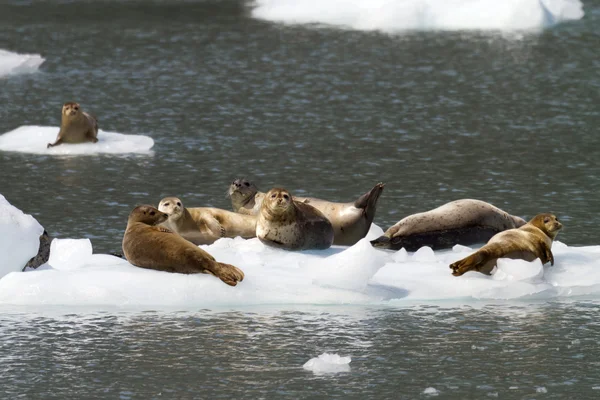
[
  {"x1": 449, "y1": 213, "x2": 562, "y2": 276},
  {"x1": 371, "y1": 199, "x2": 526, "y2": 251},
  {"x1": 158, "y1": 196, "x2": 256, "y2": 245},
  {"x1": 229, "y1": 179, "x2": 384, "y2": 246},
  {"x1": 256, "y1": 188, "x2": 334, "y2": 251},
  {"x1": 122, "y1": 205, "x2": 244, "y2": 286}
]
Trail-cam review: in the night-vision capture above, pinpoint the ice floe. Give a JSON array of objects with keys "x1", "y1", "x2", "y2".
[
  {"x1": 0, "y1": 126, "x2": 154, "y2": 155},
  {"x1": 303, "y1": 353, "x2": 351, "y2": 374},
  {"x1": 251, "y1": 0, "x2": 584, "y2": 32},
  {"x1": 0, "y1": 49, "x2": 45, "y2": 77}
]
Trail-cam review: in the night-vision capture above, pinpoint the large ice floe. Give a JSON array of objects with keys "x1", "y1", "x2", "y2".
[
  {"x1": 0, "y1": 126, "x2": 154, "y2": 155},
  {"x1": 251, "y1": 0, "x2": 585, "y2": 32},
  {"x1": 1, "y1": 195, "x2": 600, "y2": 308},
  {"x1": 0, "y1": 49, "x2": 45, "y2": 77}
]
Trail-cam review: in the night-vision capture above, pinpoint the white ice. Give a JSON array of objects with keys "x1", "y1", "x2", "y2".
[
  {"x1": 1, "y1": 196, "x2": 600, "y2": 308},
  {"x1": 303, "y1": 353, "x2": 351, "y2": 374},
  {"x1": 251, "y1": 0, "x2": 584, "y2": 32},
  {"x1": 0, "y1": 126, "x2": 154, "y2": 155},
  {"x1": 0, "y1": 49, "x2": 45, "y2": 77},
  {"x1": 0, "y1": 195, "x2": 44, "y2": 279}
]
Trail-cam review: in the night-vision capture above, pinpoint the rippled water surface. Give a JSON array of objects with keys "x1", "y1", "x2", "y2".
[
  {"x1": 1, "y1": 0, "x2": 600, "y2": 398},
  {"x1": 2, "y1": 303, "x2": 600, "y2": 399}
]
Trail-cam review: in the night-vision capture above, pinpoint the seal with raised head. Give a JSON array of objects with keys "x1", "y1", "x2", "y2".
[
  {"x1": 256, "y1": 188, "x2": 334, "y2": 251},
  {"x1": 122, "y1": 205, "x2": 245, "y2": 286},
  {"x1": 449, "y1": 213, "x2": 562, "y2": 277},
  {"x1": 229, "y1": 179, "x2": 385, "y2": 246},
  {"x1": 371, "y1": 199, "x2": 527, "y2": 251},
  {"x1": 47, "y1": 102, "x2": 98, "y2": 148},
  {"x1": 158, "y1": 196, "x2": 257, "y2": 245}
]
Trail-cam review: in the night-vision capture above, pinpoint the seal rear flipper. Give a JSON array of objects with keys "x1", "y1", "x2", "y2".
[
  {"x1": 354, "y1": 183, "x2": 385, "y2": 213},
  {"x1": 450, "y1": 252, "x2": 486, "y2": 276}
]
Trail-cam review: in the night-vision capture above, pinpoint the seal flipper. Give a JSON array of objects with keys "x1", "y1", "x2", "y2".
[
  {"x1": 370, "y1": 235, "x2": 391, "y2": 249},
  {"x1": 354, "y1": 183, "x2": 385, "y2": 212}
]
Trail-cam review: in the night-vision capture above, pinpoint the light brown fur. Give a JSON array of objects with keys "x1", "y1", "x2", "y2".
[
  {"x1": 158, "y1": 197, "x2": 256, "y2": 245},
  {"x1": 449, "y1": 213, "x2": 563, "y2": 277},
  {"x1": 122, "y1": 205, "x2": 244, "y2": 286},
  {"x1": 47, "y1": 102, "x2": 98, "y2": 148},
  {"x1": 229, "y1": 179, "x2": 384, "y2": 245},
  {"x1": 256, "y1": 188, "x2": 334, "y2": 251}
]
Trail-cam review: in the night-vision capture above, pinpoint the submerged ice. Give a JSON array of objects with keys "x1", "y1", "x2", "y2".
[
  {"x1": 303, "y1": 353, "x2": 351, "y2": 374},
  {"x1": 251, "y1": 0, "x2": 584, "y2": 32},
  {"x1": 0, "y1": 126, "x2": 154, "y2": 155},
  {"x1": 0, "y1": 49, "x2": 45, "y2": 77}
]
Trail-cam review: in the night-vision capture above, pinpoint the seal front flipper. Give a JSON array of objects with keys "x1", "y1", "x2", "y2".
[
  {"x1": 370, "y1": 235, "x2": 391, "y2": 249},
  {"x1": 211, "y1": 262, "x2": 245, "y2": 286}
]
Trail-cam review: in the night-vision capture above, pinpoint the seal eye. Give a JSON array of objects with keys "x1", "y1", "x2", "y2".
[
  {"x1": 244, "y1": 182, "x2": 250, "y2": 187},
  {"x1": 271, "y1": 193, "x2": 277, "y2": 199},
  {"x1": 150, "y1": 211, "x2": 156, "y2": 216},
  {"x1": 177, "y1": 202, "x2": 181, "y2": 206},
  {"x1": 164, "y1": 202, "x2": 169, "y2": 207},
  {"x1": 543, "y1": 217, "x2": 549, "y2": 223},
  {"x1": 283, "y1": 194, "x2": 289, "y2": 200}
]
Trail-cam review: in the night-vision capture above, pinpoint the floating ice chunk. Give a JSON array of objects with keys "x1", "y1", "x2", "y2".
[
  {"x1": 47, "y1": 239, "x2": 93, "y2": 271},
  {"x1": 0, "y1": 194, "x2": 44, "y2": 279},
  {"x1": 0, "y1": 126, "x2": 154, "y2": 155},
  {"x1": 423, "y1": 387, "x2": 440, "y2": 396},
  {"x1": 492, "y1": 258, "x2": 544, "y2": 282},
  {"x1": 392, "y1": 247, "x2": 408, "y2": 262},
  {"x1": 303, "y1": 353, "x2": 351, "y2": 374},
  {"x1": 453, "y1": 244, "x2": 473, "y2": 252},
  {"x1": 251, "y1": 0, "x2": 584, "y2": 32},
  {"x1": 0, "y1": 49, "x2": 45, "y2": 77}
]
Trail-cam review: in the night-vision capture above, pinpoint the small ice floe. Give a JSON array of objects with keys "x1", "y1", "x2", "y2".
[
  {"x1": 303, "y1": 353, "x2": 351, "y2": 374},
  {"x1": 0, "y1": 126, "x2": 154, "y2": 155},
  {"x1": 0, "y1": 49, "x2": 45, "y2": 77}
]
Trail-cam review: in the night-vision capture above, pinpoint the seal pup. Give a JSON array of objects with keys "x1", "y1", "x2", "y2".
[
  {"x1": 122, "y1": 205, "x2": 244, "y2": 286},
  {"x1": 158, "y1": 196, "x2": 257, "y2": 245},
  {"x1": 257, "y1": 188, "x2": 334, "y2": 251},
  {"x1": 371, "y1": 199, "x2": 527, "y2": 251},
  {"x1": 229, "y1": 179, "x2": 385, "y2": 246},
  {"x1": 449, "y1": 213, "x2": 562, "y2": 277},
  {"x1": 47, "y1": 102, "x2": 98, "y2": 148}
]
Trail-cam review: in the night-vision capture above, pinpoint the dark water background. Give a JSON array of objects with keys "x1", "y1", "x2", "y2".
[{"x1": 1, "y1": 0, "x2": 599, "y2": 398}]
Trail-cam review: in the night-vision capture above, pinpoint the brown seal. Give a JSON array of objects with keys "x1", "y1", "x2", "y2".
[
  {"x1": 47, "y1": 102, "x2": 98, "y2": 148},
  {"x1": 449, "y1": 213, "x2": 563, "y2": 277},
  {"x1": 122, "y1": 205, "x2": 244, "y2": 286},
  {"x1": 229, "y1": 179, "x2": 384, "y2": 246},
  {"x1": 158, "y1": 196, "x2": 257, "y2": 245},
  {"x1": 371, "y1": 199, "x2": 527, "y2": 251},
  {"x1": 256, "y1": 188, "x2": 334, "y2": 251}
]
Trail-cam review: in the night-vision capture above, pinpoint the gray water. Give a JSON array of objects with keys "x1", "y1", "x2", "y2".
[{"x1": 1, "y1": 0, "x2": 600, "y2": 398}]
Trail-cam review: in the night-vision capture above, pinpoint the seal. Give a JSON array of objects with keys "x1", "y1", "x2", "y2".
[
  {"x1": 229, "y1": 179, "x2": 385, "y2": 245},
  {"x1": 158, "y1": 196, "x2": 257, "y2": 245},
  {"x1": 47, "y1": 102, "x2": 98, "y2": 148},
  {"x1": 371, "y1": 199, "x2": 527, "y2": 251},
  {"x1": 449, "y1": 213, "x2": 562, "y2": 276},
  {"x1": 256, "y1": 188, "x2": 334, "y2": 251},
  {"x1": 122, "y1": 205, "x2": 245, "y2": 286}
]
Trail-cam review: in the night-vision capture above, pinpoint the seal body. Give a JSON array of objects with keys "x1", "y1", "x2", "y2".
[
  {"x1": 158, "y1": 197, "x2": 256, "y2": 245},
  {"x1": 229, "y1": 179, "x2": 384, "y2": 245},
  {"x1": 47, "y1": 102, "x2": 99, "y2": 148},
  {"x1": 371, "y1": 199, "x2": 527, "y2": 251},
  {"x1": 256, "y1": 188, "x2": 334, "y2": 251},
  {"x1": 122, "y1": 205, "x2": 244, "y2": 286},
  {"x1": 449, "y1": 213, "x2": 562, "y2": 276}
]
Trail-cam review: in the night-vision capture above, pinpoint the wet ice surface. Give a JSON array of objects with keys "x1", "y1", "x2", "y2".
[
  {"x1": 0, "y1": 126, "x2": 154, "y2": 155},
  {"x1": 252, "y1": 0, "x2": 584, "y2": 31},
  {"x1": 0, "y1": 49, "x2": 45, "y2": 77}
]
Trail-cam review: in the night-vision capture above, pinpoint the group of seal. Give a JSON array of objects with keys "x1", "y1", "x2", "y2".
[
  {"x1": 49, "y1": 103, "x2": 561, "y2": 281},
  {"x1": 47, "y1": 102, "x2": 98, "y2": 148}
]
